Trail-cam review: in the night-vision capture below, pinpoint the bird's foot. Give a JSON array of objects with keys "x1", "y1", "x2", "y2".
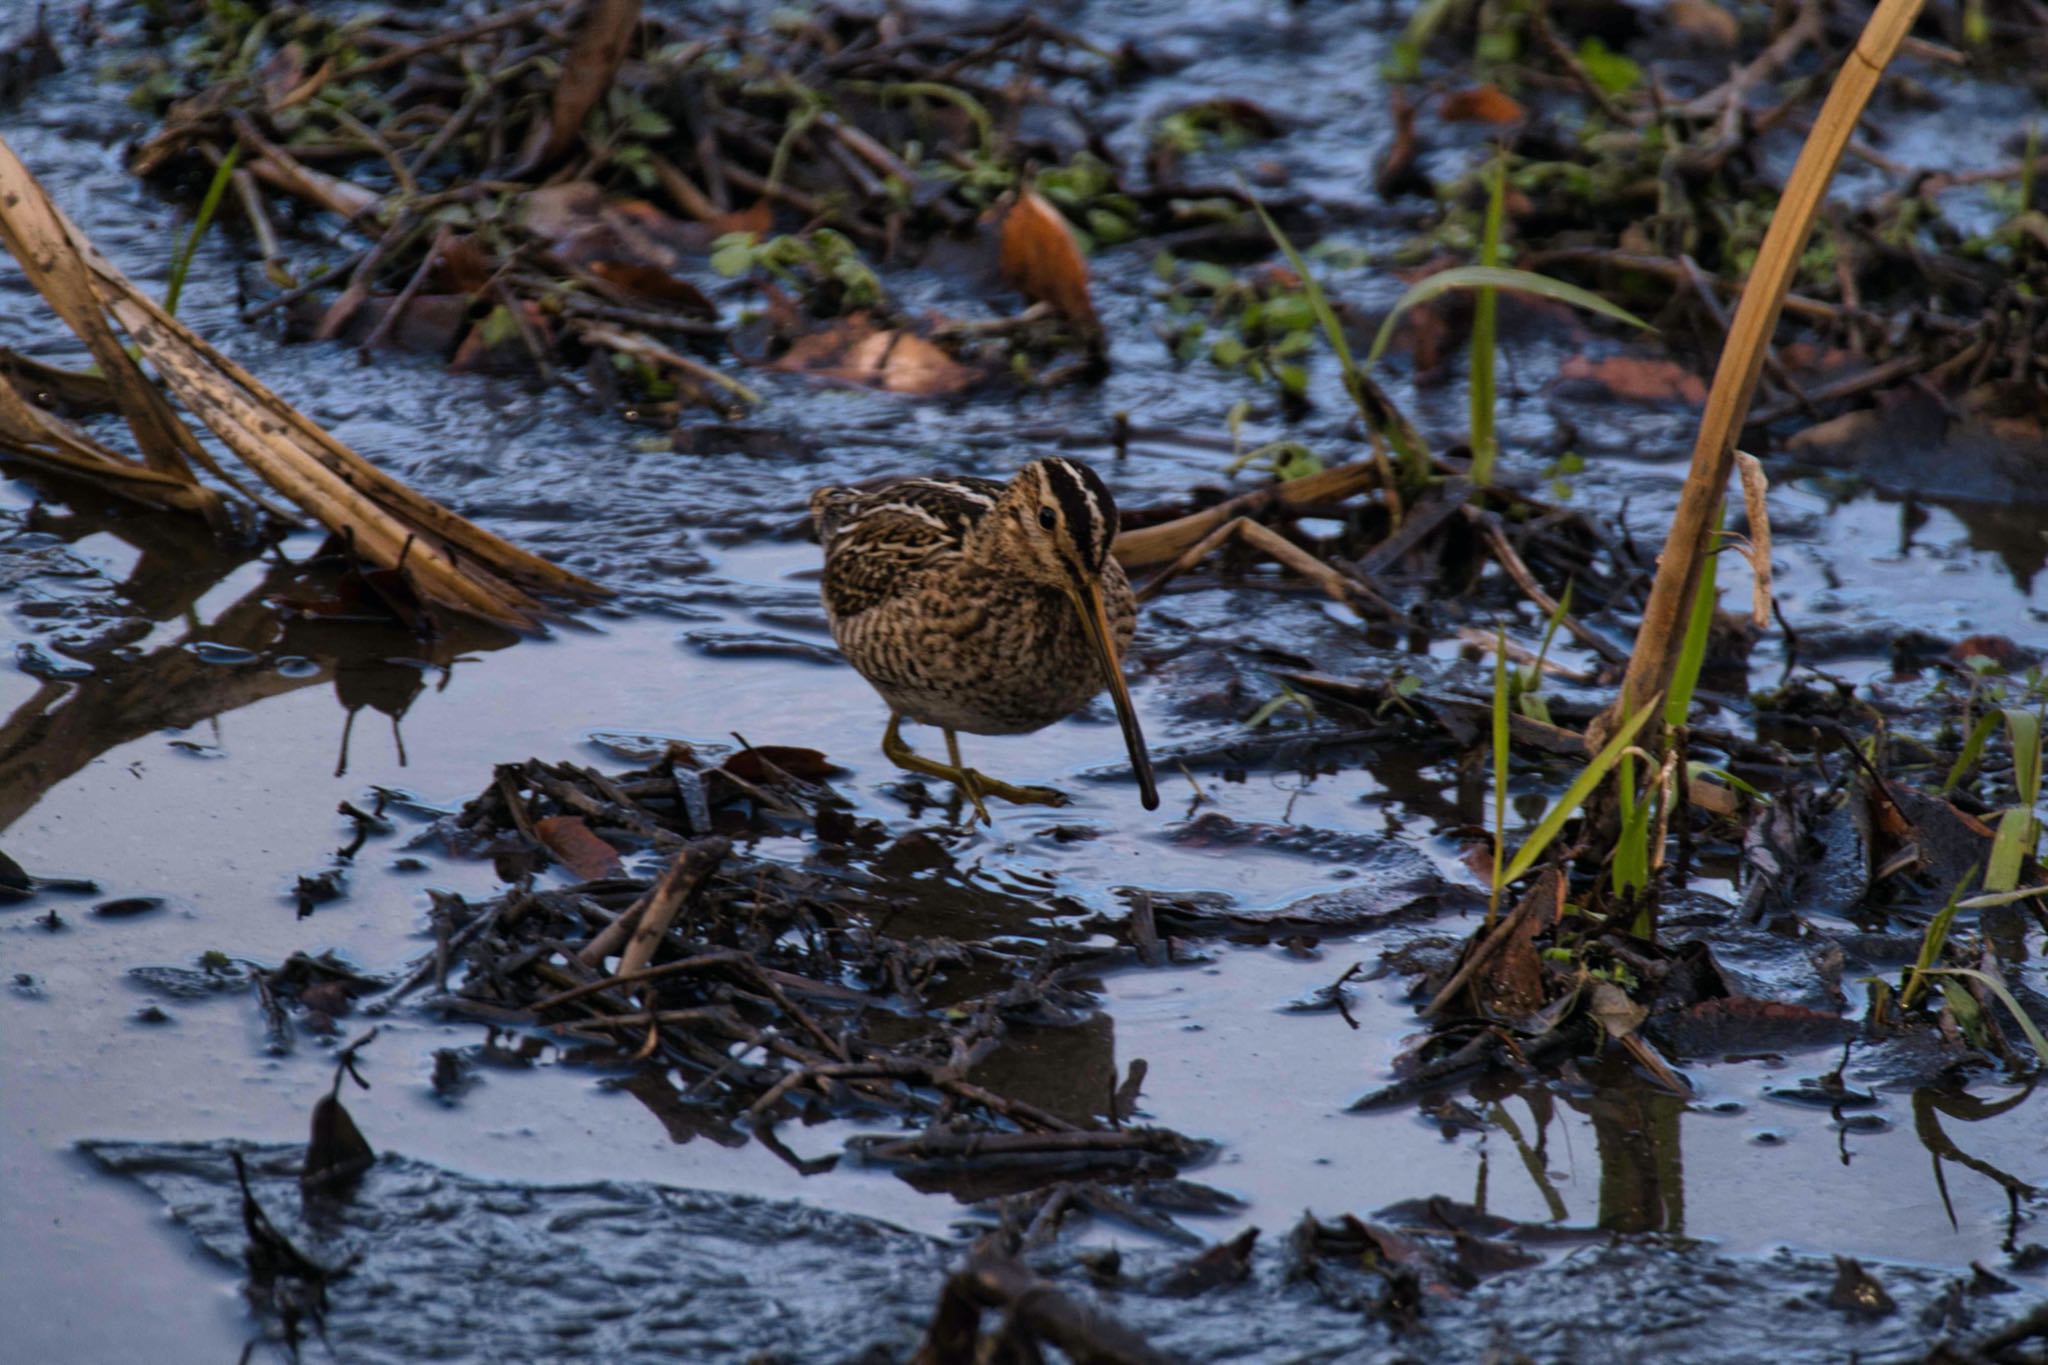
[
  {"x1": 953, "y1": 767, "x2": 1069, "y2": 822},
  {"x1": 881, "y1": 717, "x2": 1068, "y2": 825}
]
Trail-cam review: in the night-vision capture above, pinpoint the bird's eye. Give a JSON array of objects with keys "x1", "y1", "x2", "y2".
[{"x1": 1038, "y1": 507, "x2": 1057, "y2": 530}]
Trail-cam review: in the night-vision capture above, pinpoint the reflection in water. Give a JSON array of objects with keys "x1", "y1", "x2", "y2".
[
  {"x1": 0, "y1": 481, "x2": 518, "y2": 833},
  {"x1": 1911, "y1": 1082, "x2": 2040, "y2": 1245},
  {"x1": 1475, "y1": 1066, "x2": 1687, "y2": 1237}
]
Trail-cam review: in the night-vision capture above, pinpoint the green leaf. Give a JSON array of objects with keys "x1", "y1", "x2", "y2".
[
  {"x1": 1490, "y1": 626, "x2": 1511, "y2": 920},
  {"x1": 1942, "y1": 711, "x2": 2001, "y2": 795},
  {"x1": 1666, "y1": 544, "x2": 1719, "y2": 727},
  {"x1": 1902, "y1": 870, "x2": 1973, "y2": 1009},
  {"x1": 1499, "y1": 696, "x2": 1661, "y2": 888},
  {"x1": 1915, "y1": 968, "x2": 2048, "y2": 1061},
  {"x1": 477, "y1": 304, "x2": 520, "y2": 349},
  {"x1": 710, "y1": 234, "x2": 759, "y2": 278},
  {"x1": 1469, "y1": 151, "x2": 1506, "y2": 485},
  {"x1": 1210, "y1": 335, "x2": 1248, "y2": 368},
  {"x1": 166, "y1": 143, "x2": 242, "y2": 317},
  {"x1": 1087, "y1": 208, "x2": 1133, "y2": 245},
  {"x1": 1367, "y1": 266, "x2": 1653, "y2": 369},
  {"x1": 1987, "y1": 807, "x2": 2035, "y2": 894},
  {"x1": 1576, "y1": 37, "x2": 1642, "y2": 96},
  {"x1": 622, "y1": 108, "x2": 673, "y2": 138},
  {"x1": 2005, "y1": 707, "x2": 2042, "y2": 804}
]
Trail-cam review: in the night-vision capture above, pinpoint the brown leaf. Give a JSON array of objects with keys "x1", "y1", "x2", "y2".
[
  {"x1": 1654, "y1": 997, "x2": 1853, "y2": 1058},
  {"x1": 303, "y1": 1092, "x2": 373, "y2": 1193},
  {"x1": 534, "y1": 815, "x2": 624, "y2": 880},
  {"x1": 1587, "y1": 980, "x2": 1647, "y2": 1040},
  {"x1": 1437, "y1": 84, "x2": 1526, "y2": 125},
  {"x1": 723, "y1": 745, "x2": 841, "y2": 782},
  {"x1": 1556, "y1": 354, "x2": 1707, "y2": 406},
  {"x1": 707, "y1": 198, "x2": 774, "y2": 236},
  {"x1": 450, "y1": 299, "x2": 553, "y2": 374},
  {"x1": 1375, "y1": 88, "x2": 1425, "y2": 199},
  {"x1": 1666, "y1": 0, "x2": 1740, "y2": 47},
  {"x1": 257, "y1": 43, "x2": 307, "y2": 112},
  {"x1": 1950, "y1": 635, "x2": 2029, "y2": 669},
  {"x1": 521, "y1": 183, "x2": 718, "y2": 316},
  {"x1": 770, "y1": 315, "x2": 980, "y2": 396},
  {"x1": 998, "y1": 187, "x2": 1097, "y2": 333},
  {"x1": 524, "y1": 0, "x2": 642, "y2": 171},
  {"x1": 432, "y1": 232, "x2": 496, "y2": 296}
]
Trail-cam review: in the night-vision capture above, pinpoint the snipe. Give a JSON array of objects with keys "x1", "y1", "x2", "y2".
[{"x1": 811, "y1": 457, "x2": 1159, "y2": 822}]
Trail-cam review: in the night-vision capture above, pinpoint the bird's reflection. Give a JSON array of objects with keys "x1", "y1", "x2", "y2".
[{"x1": 0, "y1": 476, "x2": 518, "y2": 833}]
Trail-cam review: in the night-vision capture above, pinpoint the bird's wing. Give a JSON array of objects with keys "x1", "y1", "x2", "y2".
[{"x1": 813, "y1": 478, "x2": 1004, "y2": 619}]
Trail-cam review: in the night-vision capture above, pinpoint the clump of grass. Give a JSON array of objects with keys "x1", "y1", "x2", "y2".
[
  {"x1": 1248, "y1": 184, "x2": 1650, "y2": 495},
  {"x1": 1487, "y1": 627, "x2": 1659, "y2": 925}
]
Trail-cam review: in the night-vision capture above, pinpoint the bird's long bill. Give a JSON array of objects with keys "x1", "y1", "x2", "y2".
[{"x1": 1070, "y1": 577, "x2": 1160, "y2": 811}]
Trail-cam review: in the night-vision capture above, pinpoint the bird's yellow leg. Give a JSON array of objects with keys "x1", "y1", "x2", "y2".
[
  {"x1": 944, "y1": 728, "x2": 1067, "y2": 813},
  {"x1": 879, "y1": 716, "x2": 1065, "y2": 823}
]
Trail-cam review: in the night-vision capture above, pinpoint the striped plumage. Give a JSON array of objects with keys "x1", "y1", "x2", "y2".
[{"x1": 811, "y1": 457, "x2": 1159, "y2": 817}]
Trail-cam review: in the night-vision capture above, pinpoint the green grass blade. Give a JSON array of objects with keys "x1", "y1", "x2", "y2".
[
  {"x1": 1490, "y1": 626, "x2": 1510, "y2": 923},
  {"x1": 1468, "y1": 152, "x2": 1505, "y2": 486},
  {"x1": 1665, "y1": 543, "x2": 1719, "y2": 728},
  {"x1": 166, "y1": 143, "x2": 242, "y2": 318},
  {"x1": 1526, "y1": 579, "x2": 1571, "y2": 696},
  {"x1": 2005, "y1": 707, "x2": 2041, "y2": 805},
  {"x1": 1958, "y1": 884, "x2": 2048, "y2": 909},
  {"x1": 1245, "y1": 193, "x2": 1428, "y2": 478},
  {"x1": 1987, "y1": 806, "x2": 2035, "y2": 894},
  {"x1": 1916, "y1": 967, "x2": 2048, "y2": 1061},
  {"x1": 1500, "y1": 696, "x2": 1661, "y2": 887},
  {"x1": 1941, "y1": 711, "x2": 2001, "y2": 796},
  {"x1": 1685, "y1": 761, "x2": 1766, "y2": 802},
  {"x1": 1365, "y1": 265, "x2": 1653, "y2": 370},
  {"x1": 1612, "y1": 750, "x2": 1651, "y2": 897},
  {"x1": 1901, "y1": 870, "x2": 1973, "y2": 1009}
]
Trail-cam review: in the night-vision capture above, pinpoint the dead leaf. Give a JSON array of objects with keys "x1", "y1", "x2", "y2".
[
  {"x1": 1653, "y1": 997, "x2": 1853, "y2": 1058},
  {"x1": 432, "y1": 232, "x2": 496, "y2": 296},
  {"x1": 303, "y1": 1092, "x2": 373, "y2": 1193},
  {"x1": 998, "y1": 187, "x2": 1097, "y2": 334},
  {"x1": 1556, "y1": 354, "x2": 1708, "y2": 406},
  {"x1": 522, "y1": 183, "x2": 717, "y2": 316},
  {"x1": 1587, "y1": 980, "x2": 1647, "y2": 1040},
  {"x1": 1438, "y1": 85, "x2": 1526, "y2": 124},
  {"x1": 1950, "y1": 635, "x2": 2029, "y2": 669},
  {"x1": 521, "y1": 0, "x2": 642, "y2": 171},
  {"x1": 1666, "y1": 0, "x2": 1740, "y2": 47},
  {"x1": 770, "y1": 314, "x2": 979, "y2": 396},
  {"x1": 534, "y1": 815, "x2": 624, "y2": 880},
  {"x1": 257, "y1": 43, "x2": 307, "y2": 112},
  {"x1": 1733, "y1": 450, "x2": 1772, "y2": 627},
  {"x1": 723, "y1": 745, "x2": 842, "y2": 783},
  {"x1": 1375, "y1": 88, "x2": 1425, "y2": 199}
]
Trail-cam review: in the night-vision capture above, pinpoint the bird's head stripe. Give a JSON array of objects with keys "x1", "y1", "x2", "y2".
[{"x1": 1042, "y1": 458, "x2": 1109, "y2": 570}]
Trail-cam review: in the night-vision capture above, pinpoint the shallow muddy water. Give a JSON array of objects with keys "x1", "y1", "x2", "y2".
[{"x1": 3, "y1": 6, "x2": 2046, "y2": 1361}]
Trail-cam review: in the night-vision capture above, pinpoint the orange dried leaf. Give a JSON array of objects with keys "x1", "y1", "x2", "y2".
[
  {"x1": 998, "y1": 187, "x2": 1097, "y2": 333},
  {"x1": 1556, "y1": 354, "x2": 1707, "y2": 406},
  {"x1": 771, "y1": 315, "x2": 979, "y2": 396},
  {"x1": 534, "y1": 815, "x2": 624, "y2": 881},
  {"x1": 1438, "y1": 85, "x2": 1526, "y2": 125}
]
